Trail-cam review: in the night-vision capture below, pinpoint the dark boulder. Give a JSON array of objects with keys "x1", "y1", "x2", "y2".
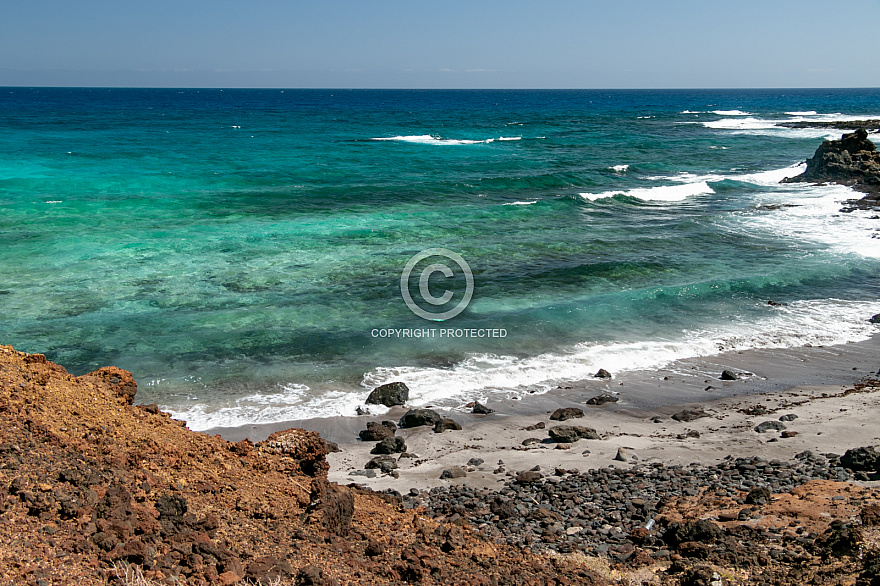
[
  {"x1": 594, "y1": 368, "x2": 612, "y2": 379},
  {"x1": 779, "y1": 413, "x2": 798, "y2": 422},
  {"x1": 440, "y1": 467, "x2": 467, "y2": 480},
  {"x1": 399, "y1": 408, "x2": 441, "y2": 429},
  {"x1": 586, "y1": 394, "x2": 618, "y2": 406},
  {"x1": 548, "y1": 425, "x2": 600, "y2": 443},
  {"x1": 515, "y1": 470, "x2": 543, "y2": 483},
  {"x1": 745, "y1": 487, "x2": 772, "y2": 505},
  {"x1": 720, "y1": 369, "x2": 750, "y2": 380},
  {"x1": 871, "y1": 313, "x2": 880, "y2": 324},
  {"x1": 370, "y1": 436, "x2": 407, "y2": 454},
  {"x1": 841, "y1": 446, "x2": 880, "y2": 472},
  {"x1": 471, "y1": 401, "x2": 495, "y2": 414},
  {"x1": 366, "y1": 382, "x2": 409, "y2": 407},
  {"x1": 755, "y1": 420, "x2": 786, "y2": 433},
  {"x1": 549, "y1": 407, "x2": 584, "y2": 421},
  {"x1": 359, "y1": 421, "x2": 396, "y2": 441},
  {"x1": 434, "y1": 417, "x2": 462, "y2": 433},
  {"x1": 671, "y1": 409, "x2": 710, "y2": 422},
  {"x1": 663, "y1": 519, "x2": 722, "y2": 548},
  {"x1": 365, "y1": 455, "x2": 398, "y2": 474}
]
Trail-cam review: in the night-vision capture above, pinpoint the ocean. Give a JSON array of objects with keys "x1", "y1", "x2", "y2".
[{"x1": 1, "y1": 87, "x2": 879, "y2": 430}]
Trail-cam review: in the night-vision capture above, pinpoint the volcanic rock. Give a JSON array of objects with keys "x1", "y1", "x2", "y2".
[
  {"x1": 755, "y1": 421, "x2": 786, "y2": 433},
  {"x1": 672, "y1": 409, "x2": 710, "y2": 422},
  {"x1": 399, "y1": 408, "x2": 441, "y2": 429},
  {"x1": 371, "y1": 436, "x2": 407, "y2": 454},
  {"x1": 586, "y1": 394, "x2": 618, "y2": 406},
  {"x1": 366, "y1": 381, "x2": 409, "y2": 407},
  {"x1": 549, "y1": 407, "x2": 584, "y2": 421},
  {"x1": 781, "y1": 129, "x2": 880, "y2": 200},
  {"x1": 594, "y1": 368, "x2": 612, "y2": 379},
  {"x1": 548, "y1": 425, "x2": 600, "y2": 443},
  {"x1": 471, "y1": 401, "x2": 494, "y2": 414},
  {"x1": 433, "y1": 417, "x2": 462, "y2": 433}
]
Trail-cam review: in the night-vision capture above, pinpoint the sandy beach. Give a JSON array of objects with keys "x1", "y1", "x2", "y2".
[{"x1": 206, "y1": 332, "x2": 880, "y2": 491}]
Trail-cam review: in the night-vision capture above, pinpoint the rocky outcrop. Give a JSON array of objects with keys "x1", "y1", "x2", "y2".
[
  {"x1": 258, "y1": 428, "x2": 330, "y2": 479},
  {"x1": 777, "y1": 119, "x2": 880, "y2": 131},
  {"x1": 781, "y1": 129, "x2": 880, "y2": 202}
]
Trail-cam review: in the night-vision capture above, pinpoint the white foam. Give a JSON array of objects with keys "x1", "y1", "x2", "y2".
[
  {"x1": 610, "y1": 164, "x2": 629, "y2": 173},
  {"x1": 732, "y1": 182, "x2": 880, "y2": 259},
  {"x1": 372, "y1": 134, "x2": 520, "y2": 145},
  {"x1": 785, "y1": 111, "x2": 818, "y2": 116},
  {"x1": 502, "y1": 200, "x2": 537, "y2": 206},
  {"x1": 703, "y1": 117, "x2": 777, "y2": 130},
  {"x1": 361, "y1": 298, "x2": 880, "y2": 411},
  {"x1": 45, "y1": 200, "x2": 62, "y2": 204},
  {"x1": 681, "y1": 110, "x2": 704, "y2": 114},
  {"x1": 712, "y1": 110, "x2": 751, "y2": 116},
  {"x1": 166, "y1": 383, "x2": 388, "y2": 432},
  {"x1": 582, "y1": 181, "x2": 715, "y2": 202}
]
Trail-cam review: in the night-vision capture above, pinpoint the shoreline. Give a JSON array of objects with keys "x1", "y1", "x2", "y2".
[{"x1": 202, "y1": 332, "x2": 880, "y2": 491}]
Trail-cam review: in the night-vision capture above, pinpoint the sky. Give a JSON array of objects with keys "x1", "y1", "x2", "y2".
[{"x1": 1, "y1": 0, "x2": 879, "y2": 89}]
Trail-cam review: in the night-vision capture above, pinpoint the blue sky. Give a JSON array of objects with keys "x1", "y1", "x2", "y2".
[{"x1": 1, "y1": 0, "x2": 878, "y2": 88}]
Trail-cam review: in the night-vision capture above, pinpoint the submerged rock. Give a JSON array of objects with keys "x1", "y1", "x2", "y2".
[{"x1": 471, "y1": 401, "x2": 495, "y2": 414}]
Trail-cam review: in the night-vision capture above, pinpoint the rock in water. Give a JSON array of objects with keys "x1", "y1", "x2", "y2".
[
  {"x1": 586, "y1": 394, "x2": 618, "y2": 406},
  {"x1": 594, "y1": 368, "x2": 612, "y2": 379},
  {"x1": 399, "y1": 408, "x2": 441, "y2": 428},
  {"x1": 870, "y1": 313, "x2": 880, "y2": 324},
  {"x1": 471, "y1": 401, "x2": 495, "y2": 414},
  {"x1": 366, "y1": 381, "x2": 409, "y2": 407},
  {"x1": 720, "y1": 369, "x2": 751, "y2": 380},
  {"x1": 548, "y1": 425, "x2": 600, "y2": 443},
  {"x1": 781, "y1": 129, "x2": 880, "y2": 202},
  {"x1": 549, "y1": 407, "x2": 584, "y2": 421}
]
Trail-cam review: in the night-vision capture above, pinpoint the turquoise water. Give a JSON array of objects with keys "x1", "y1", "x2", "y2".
[{"x1": 2, "y1": 88, "x2": 879, "y2": 429}]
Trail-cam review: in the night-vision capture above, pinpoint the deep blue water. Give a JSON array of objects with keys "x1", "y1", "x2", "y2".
[{"x1": 1, "y1": 87, "x2": 879, "y2": 428}]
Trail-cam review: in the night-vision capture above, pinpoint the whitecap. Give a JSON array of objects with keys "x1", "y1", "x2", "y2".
[
  {"x1": 712, "y1": 110, "x2": 751, "y2": 116},
  {"x1": 610, "y1": 164, "x2": 629, "y2": 173},
  {"x1": 581, "y1": 181, "x2": 714, "y2": 202},
  {"x1": 361, "y1": 298, "x2": 880, "y2": 411},
  {"x1": 502, "y1": 200, "x2": 537, "y2": 206},
  {"x1": 785, "y1": 111, "x2": 818, "y2": 116}
]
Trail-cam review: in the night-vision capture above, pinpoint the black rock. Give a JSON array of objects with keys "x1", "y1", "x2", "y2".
[
  {"x1": 870, "y1": 313, "x2": 880, "y2": 324},
  {"x1": 548, "y1": 425, "x2": 600, "y2": 443},
  {"x1": 663, "y1": 519, "x2": 722, "y2": 548},
  {"x1": 755, "y1": 421, "x2": 786, "y2": 433},
  {"x1": 471, "y1": 401, "x2": 495, "y2": 414},
  {"x1": 782, "y1": 129, "x2": 880, "y2": 202},
  {"x1": 549, "y1": 407, "x2": 584, "y2": 421},
  {"x1": 779, "y1": 413, "x2": 798, "y2": 422},
  {"x1": 671, "y1": 409, "x2": 710, "y2": 422},
  {"x1": 366, "y1": 382, "x2": 410, "y2": 407},
  {"x1": 841, "y1": 446, "x2": 880, "y2": 472},
  {"x1": 365, "y1": 455, "x2": 398, "y2": 474},
  {"x1": 745, "y1": 487, "x2": 772, "y2": 505},
  {"x1": 586, "y1": 394, "x2": 619, "y2": 406},
  {"x1": 371, "y1": 436, "x2": 407, "y2": 455},
  {"x1": 440, "y1": 467, "x2": 467, "y2": 480},
  {"x1": 399, "y1": 408, "x2": 441, "y2": 429},
  {"x1": 467, "y1": 457, "x2": 484, "y2": 467},
  {"x1": 359, "y1": 421, "x2": 396, "y2": 441},
  {"x1": 434, "y1": 417, "x2": 462, "y2": 433},
  {"x1": 594, "y1": 368, "x2": 612, "y2": 379},
  {"x1": 720, "y1": 369, "x2": 751, "y2": 380}
]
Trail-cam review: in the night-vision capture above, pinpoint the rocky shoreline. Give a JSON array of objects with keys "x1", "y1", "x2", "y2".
[
  {"x1": 5, "y1": 342, "x2": 880, "y2": 584},
  {"x1": 781, "y1": 128, "x2": 880, "y2": 205}
]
